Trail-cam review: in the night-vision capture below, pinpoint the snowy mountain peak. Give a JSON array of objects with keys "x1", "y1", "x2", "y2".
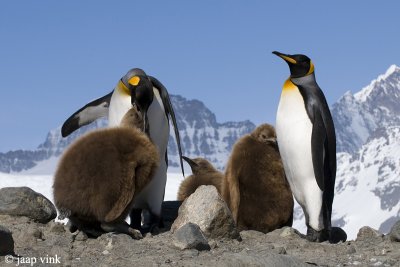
[
  {"x1": 354, "y1": 64, "x2": 400, "y2": 102},
  {"x1": 332, "y1": 64, "x2": 400, "y2": 154}
]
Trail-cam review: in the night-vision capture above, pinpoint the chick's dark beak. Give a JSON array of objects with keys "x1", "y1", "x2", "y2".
[{"x1": 182, "y1": 156, "x2": 198, "y2": 170}]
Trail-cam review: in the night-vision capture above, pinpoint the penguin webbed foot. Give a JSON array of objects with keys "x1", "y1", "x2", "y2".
[
  {"x1": 306, "y1": 226, "x2": 330, "y2": 242},
  {"x1": 141, "y1": 210, "x2": 163, "y2": 235},
  {"x1": 66, "y1": 220, "x2": 78, "y2": 233},
  {"x1": 329, "y1": 227, "x2": 347, "y2": 243},
  {"x1": 68, "y1": 217, "x2": 104, "y2": 237},
  {"x1": 141, "y1": 223, "x2": 160, "y2": 235},
  {"x1": 101, "y1": 222, "x2": 143, "y2": 239}
]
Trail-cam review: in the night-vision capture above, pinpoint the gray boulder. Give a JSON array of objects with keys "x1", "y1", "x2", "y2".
[
  {"x1": 0, "y1": 225, "x2": 14, "y2": 256},
  {"x1": 0, "y1": 187, "x2": 57, "y2": 223},
  {"x1": 216, "y1": 251, "x2": 309, "y2": 267},
  {"x1": 173, "y1": 222, "x2": 210, "y2": 251},
  {"x1": 389, "y1": 220, "x2": 400, "y2": 242},
  {"x1": 356, "y1": 226, "x2": 383, "y2": 241},
  {"x1": 171, "y1": 185, "x2": 240, "y2": 240}
]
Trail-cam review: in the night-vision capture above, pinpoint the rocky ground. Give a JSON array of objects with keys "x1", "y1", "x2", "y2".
[{"x1": 0, "y1": 186, "x2": 399, "y2": 267}]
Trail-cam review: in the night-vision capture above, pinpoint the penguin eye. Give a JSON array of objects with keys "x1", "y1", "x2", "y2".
[{"x1": 128, "y1": 76, "x2": 140, "y2": 86}]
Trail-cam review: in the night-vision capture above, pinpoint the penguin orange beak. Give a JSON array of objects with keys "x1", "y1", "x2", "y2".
[{"x1": 272, "y1": 51, "x2": 297, "y2": 64}]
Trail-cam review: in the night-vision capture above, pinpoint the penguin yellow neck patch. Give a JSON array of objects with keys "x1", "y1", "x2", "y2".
[
  {"x1": 283, "y1": 78, "x2": 297, "y2": 91},
  {"x1": 118, "y1": 80, "x2": 131, "y2": 96},
  {"x1": 307, "y1": 61, "x2": 315, "y2": 75}
]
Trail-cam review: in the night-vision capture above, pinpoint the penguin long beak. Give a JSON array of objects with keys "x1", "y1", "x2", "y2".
[
  {"x1": 272, "y1": 51, "x2": 297, "y2": 64},
  {"x1": 182, "y1": 156, "x2": 198, "y2": 170}
]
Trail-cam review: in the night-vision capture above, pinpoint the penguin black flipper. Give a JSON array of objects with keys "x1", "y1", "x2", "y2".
[
  {"x1": 310, "y1": 110, "x2": 327, "y2": 190},
  {"x1": 61, "y1": 92, "x2": 112, "y2": 137},
  {"x1": 149, "y1": 76, "x2": 185, "y2": 177},
  {"x1": 297, "y1": 83, "x2": 336, "y2": 194}
]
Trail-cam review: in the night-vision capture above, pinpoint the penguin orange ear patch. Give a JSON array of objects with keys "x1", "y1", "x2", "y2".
[{"x1": 128, "y1": 76, "x2": 140, "y2": 86}]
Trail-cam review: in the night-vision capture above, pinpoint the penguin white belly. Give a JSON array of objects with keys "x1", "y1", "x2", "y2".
[
  {"x1": 132, "y1": 88, "x2": 169, "y2": 216},
  {"x1": 109, "y1": 89, "x2": 131, "y2": 127},
  {"x1": 276, "y1": 87, "x2": 323, "y2": 230}
]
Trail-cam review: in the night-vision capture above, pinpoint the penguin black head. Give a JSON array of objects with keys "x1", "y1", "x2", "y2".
[
  {"x1": 272, "y1": 51, "x2": 314, "y2": 78},
  {"x1": 122, "y1": 69, "x2": 154, "y2": 136}
]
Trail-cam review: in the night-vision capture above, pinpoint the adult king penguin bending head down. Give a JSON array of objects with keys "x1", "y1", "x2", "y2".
[
  {"x1": 61, "y1": 68, "x2": 185, "y2": 233},
  {"x1": 273, "y1": 52, "x2": 346, "y2": 243}
]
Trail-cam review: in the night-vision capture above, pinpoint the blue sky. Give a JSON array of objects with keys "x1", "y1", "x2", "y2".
[{"x1": 0, "y1": 1, "x2": 399, "y2": 152}]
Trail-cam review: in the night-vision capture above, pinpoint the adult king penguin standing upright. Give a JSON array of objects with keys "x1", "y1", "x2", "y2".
[
  {"x1": 61, "y1": 68, "x2": 184, "y2": 233},
  {"x1": 273, "y1": 51, "x2": 346, "y2": 243}
]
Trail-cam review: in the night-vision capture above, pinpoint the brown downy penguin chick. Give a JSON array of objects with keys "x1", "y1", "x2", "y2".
[
  {"x1": 177, "y1": 156, "x2": 223, "y2": 201},
  {"x1": 222, "y1": 123, "x2": 294, "y2": 233},
  {"x1": 53, "y1": 106, "x2": 159, "y2": 239}
]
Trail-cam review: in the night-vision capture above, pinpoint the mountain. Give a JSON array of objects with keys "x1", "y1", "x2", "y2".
[
  {"x1": 327, "y1": 64, "x2": 400, "y2": 236},
  {"x1": 164, "y1": 95, "x2": 255, "y2": 169},
  {"x1": 0, "y1": 95, "x2": 255, "y2": 173},
  {"x1": 332, "y1": 65, "x2": 400, "y2": 154}
]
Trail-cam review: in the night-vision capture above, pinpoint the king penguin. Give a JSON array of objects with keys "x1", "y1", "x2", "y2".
[
  {"x1": 273, "y1": 51, "x2": 344, "y2": 243},
  {"x1": 61, "y1": 68, "x2": 185, "y2": 233}
]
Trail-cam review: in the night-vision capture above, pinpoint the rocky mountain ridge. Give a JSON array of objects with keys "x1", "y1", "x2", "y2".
[{"x1": 0, "y1": 95, "x2": 255, "y2": 173}]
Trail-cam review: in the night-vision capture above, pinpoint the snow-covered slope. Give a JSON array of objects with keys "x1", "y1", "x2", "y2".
[
  {"x1": 334, "y1": 126, "x2": 400, "y2": 235},
  {"x1": 0, "y1": 172, "x2": 184, "y2": 205}
]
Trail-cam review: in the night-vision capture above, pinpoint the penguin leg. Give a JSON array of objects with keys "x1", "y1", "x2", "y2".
[
  {"x1": 129, "y1": 208, "x2": 143, "y2": 231},
  {"x1": 66, "y1": 220, "x2": 78, "y2": 233},
  {"x1": 306, "y1": 225, "x2": 329, "y2": 242},
  {"x1": 100, "y1": 221, "x2": 143, "y2": 239},
  {"x1": 141, "y1": 209, "x2": 162, "y2": 235},
  {"x1": 69, "y1": 216, "x2": 104, "y2": 238}
]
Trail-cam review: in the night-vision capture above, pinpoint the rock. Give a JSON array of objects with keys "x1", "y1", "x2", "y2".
[
  {"x1": 240, "y1": 230, "x2": 265, "y2": 240},
  {"x1": 216, "y1": 251, "x2": 309, "y2": 267},
  {"x1": 279, "y1": 227, "x2": 304, "y2": 239},
  {"x1": 356, "y1": 226, "x2": 383, "y2": 241},
  {"x1": 171, "y1": 186, "x2": 240, "y2": 240},
  {"x1": 0, "y1": 225, "x2": 14, "y2": 256},
  {"x1": 173, "y1": 223, "x2": 211, "y2": 251},
  {"x1": 49, "y1": 221, "x2": 66, "y2": 234},
  {"x1": 346, "y1": 245, "x2": 356, "y2": 254},
  {"x1": 74, "y1": 231, "x2": 88, "y2": 241},
  {"x1": 0, "y1": 187, "x2": 57, "y2": 223},
  {"x1": 388, "y1": 220, "x2": 400, "y2": 242},
  {"x1": 276, "y1": 247, "x2": 287, "y2": 255}
]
